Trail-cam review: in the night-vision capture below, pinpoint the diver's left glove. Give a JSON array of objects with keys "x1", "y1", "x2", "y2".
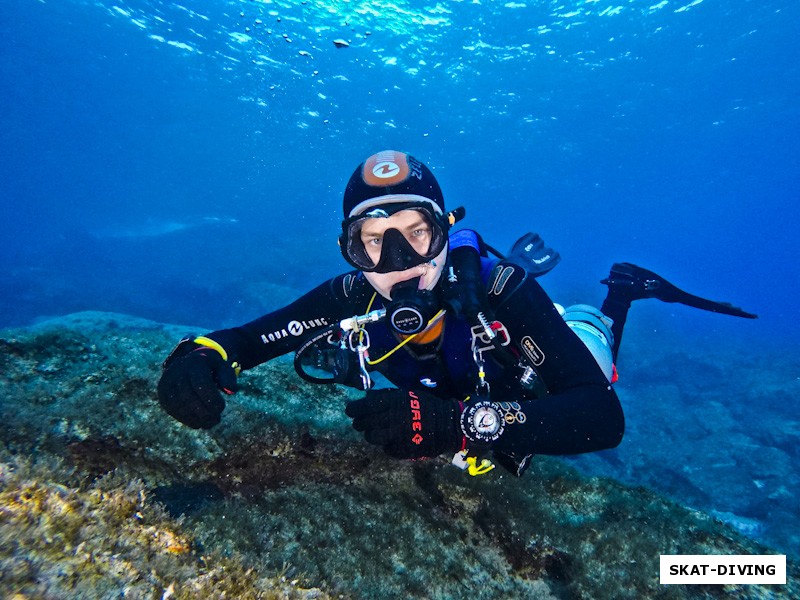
[
  {"x1": 346, "y1": 388, "x2": 464, "y2": 459},
  {"x1": 157, "y1": 336, "x2": 239, "y2": 429}
]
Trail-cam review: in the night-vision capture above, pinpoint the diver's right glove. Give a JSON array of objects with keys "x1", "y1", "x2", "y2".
[{"x1": 157, "y1": 336, "x2": 239, "y2": 429}]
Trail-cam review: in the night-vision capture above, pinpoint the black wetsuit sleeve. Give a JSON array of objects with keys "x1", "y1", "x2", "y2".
[
  {"x1": 201, "y1": 273, "x2": 371, "y2": 371},
  {"x1": 488, "y1": 262, "x2": 625, "y2": 456}
]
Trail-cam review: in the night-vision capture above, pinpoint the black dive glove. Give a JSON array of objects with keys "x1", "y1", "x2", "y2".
[
  {"x1": 157, "y1": 337, "x2": 239, "y2": 429},
  {"x1": 346, "y1": 388, "x2": 464, "y2": 459}
]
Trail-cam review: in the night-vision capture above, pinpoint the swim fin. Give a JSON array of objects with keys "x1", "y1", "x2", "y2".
[
  {"x1": 503, "y1": 232, "x2": 561, "y2": 277},
  {"x1": 601, "y1": 262, "x2": 758, "y2": 319}
]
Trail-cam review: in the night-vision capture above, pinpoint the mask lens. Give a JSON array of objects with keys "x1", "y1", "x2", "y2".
[
  {"x1": 342, "y1": 206, "x2": 446, "y2": 273},
  {"x1": 344, "y1": 218, "x2": 375, "y2": 270}
]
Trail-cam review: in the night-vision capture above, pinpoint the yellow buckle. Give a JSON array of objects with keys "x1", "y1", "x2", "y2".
[
  {"x1": 466, "y1": 455, "x2": 495, "y2": 476},
  {"x1": 453, "y1": 451, "x2": 495, "y2": 476}
]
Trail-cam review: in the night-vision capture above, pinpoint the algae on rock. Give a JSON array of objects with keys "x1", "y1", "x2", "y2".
[{"x1": 0, "y1": 312, "x2": 797, "y2": 599}]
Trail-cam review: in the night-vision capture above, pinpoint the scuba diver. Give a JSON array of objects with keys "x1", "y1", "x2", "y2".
[{"x1": 157, "y1": 150, "x2": 756, "y2": 477}]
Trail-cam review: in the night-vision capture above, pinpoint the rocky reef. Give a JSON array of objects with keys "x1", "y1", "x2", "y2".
[
  {"x1": 566, "y1": 309, "x2": 800, "y2": 558},
  {"x1": 0, "y1": 312, "x2": 796, "y2": 598}
]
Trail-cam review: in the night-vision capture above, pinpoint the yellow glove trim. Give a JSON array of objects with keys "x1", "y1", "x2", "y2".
[
  {"x1": 193, "y1": 336, "x2": 241, "y2": 376},
  {"x1": 193, "y1": 336, "x2": 228, "y2": 361}
]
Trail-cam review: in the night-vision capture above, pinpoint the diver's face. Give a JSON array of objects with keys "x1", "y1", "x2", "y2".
[
  {"x1": 358, "y1": 209, "x2": 445, "y2": 299},
  {"x1": 359, "y1": 209, "x2": 432, "y2": 266}
]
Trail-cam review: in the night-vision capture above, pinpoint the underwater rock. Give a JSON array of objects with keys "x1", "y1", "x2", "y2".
[
  {"x1": 0, "y1": 456, "x2": 329, "y2": 599},
  {"x1": 0, "y1": 312, "x2": 798, "y2": 599},
  {"x1": 567, "y1": 326, "x2": 800, "y2": 557},
  {"x1": 152, "y1": 481, "x2": 225, "y2": 517}
]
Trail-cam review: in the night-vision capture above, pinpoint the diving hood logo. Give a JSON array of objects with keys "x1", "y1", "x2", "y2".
[
  {"x1": 363, "y1": 150, "x2": 410, "y2": 186},
  {"x1": 373, "y1": 161, "x2": 401, "y2": 179}
]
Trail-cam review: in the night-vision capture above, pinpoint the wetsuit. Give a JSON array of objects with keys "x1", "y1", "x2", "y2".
[{"x1": 203, "y1": 253, "x2": 624, "y2": 472}]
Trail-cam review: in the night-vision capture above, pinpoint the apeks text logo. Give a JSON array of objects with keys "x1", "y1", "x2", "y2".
[
  {"x1": 520, "y1": 336, "x2": 545, "y2": 366},
  {"x1": 260, "y1": 317, "x2": 329, "y2": 344}
]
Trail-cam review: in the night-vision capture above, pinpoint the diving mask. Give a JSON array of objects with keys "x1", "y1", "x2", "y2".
[{"x1": 340, "y1": 202, "x2": 459, "y2": 273}]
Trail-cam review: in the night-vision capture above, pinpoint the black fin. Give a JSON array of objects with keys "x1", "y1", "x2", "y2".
[
  {"x1": 602, "y1": 262, "x2": 758, "y2": 319},
  {"x1": 504, "y1": 232, "x2": 561, "y2": 277}
]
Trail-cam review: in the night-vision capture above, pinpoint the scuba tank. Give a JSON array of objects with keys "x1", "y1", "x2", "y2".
[{"x1": 558, "y1": 303, "x2": 616, "y2": 383}]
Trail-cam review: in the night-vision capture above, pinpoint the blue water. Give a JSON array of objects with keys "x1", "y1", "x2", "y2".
[
  {"x1": 2, "y1": 0, "x2": 799, "y2": 556},
  {"x1": 2, "y1": 0, "x2": 798, "y2": 333}
]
